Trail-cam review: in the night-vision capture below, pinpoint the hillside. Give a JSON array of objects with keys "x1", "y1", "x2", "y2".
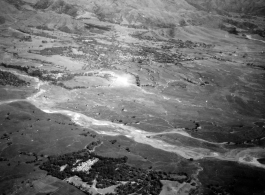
[
  {"x1": 4, "y1": 0, "x2": 196, "y2": 27},
  {"x1": 186, "y1": 0, "x2": 265, "y2": 16}
]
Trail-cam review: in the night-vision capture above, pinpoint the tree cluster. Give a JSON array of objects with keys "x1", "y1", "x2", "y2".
[
  {"x1": 20, "y1": 36, "x2": 32, "y2": 42},
  {"x1": 0, "y1": 70, "x2": 29, "y2": 87},
  {"x1": 40, "y1": 149, "x2": 191, "y2": 195}
]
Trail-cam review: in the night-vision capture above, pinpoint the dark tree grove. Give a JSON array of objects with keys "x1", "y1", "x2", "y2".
[{"x1": 40, "y1": 149, "x2": 191, "y2": 195}]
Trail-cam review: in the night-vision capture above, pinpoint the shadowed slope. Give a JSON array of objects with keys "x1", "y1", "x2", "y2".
[{"x1": 186, "y1": 0, "x2": 265, "y2": 16}]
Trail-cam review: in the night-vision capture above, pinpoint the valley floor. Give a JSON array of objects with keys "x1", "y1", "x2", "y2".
[{"x1": 0, "y1": 4, "x2": 265, "y2": 195}]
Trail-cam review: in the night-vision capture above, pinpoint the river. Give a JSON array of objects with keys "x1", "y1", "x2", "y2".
[{"x1": 1, "y1": 69, "x2": 265, "y2": 168}]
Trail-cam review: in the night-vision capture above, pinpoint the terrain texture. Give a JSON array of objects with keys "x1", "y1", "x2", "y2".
[{"x1": 0, "y1": 0, "x2": 265, "y2": 194}]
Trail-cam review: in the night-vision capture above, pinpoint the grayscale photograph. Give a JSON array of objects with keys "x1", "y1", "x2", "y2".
[{"x1": 0, "y1": 0, "x2": 265, "y2": 194}]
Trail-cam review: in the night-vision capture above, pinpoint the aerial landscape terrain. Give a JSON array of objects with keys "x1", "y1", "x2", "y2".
[{"x1": 0, "y1": 0, "x2": 265, "y2": 194}]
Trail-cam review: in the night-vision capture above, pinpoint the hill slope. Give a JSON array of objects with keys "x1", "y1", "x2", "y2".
[
  {"x1": 186, "y1": 0, "x2": 265, "y2": 16},
  {"x1": 26, "y1": 0, "x2": 196, "y2": 27}
]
